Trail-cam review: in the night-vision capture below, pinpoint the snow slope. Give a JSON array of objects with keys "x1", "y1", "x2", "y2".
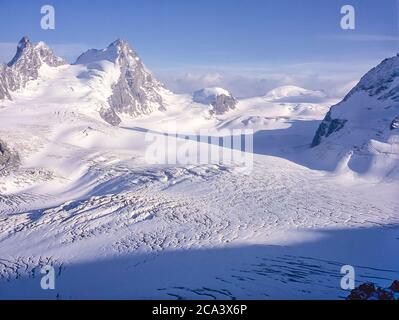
[
  {"x1": 312, "y1": 55, "x2": 399, "y2": 180},
  {"x1": 0, "y1": 39, "x2": 398, "y2": 299}
]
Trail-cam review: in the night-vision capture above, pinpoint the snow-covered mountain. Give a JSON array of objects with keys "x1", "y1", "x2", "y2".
[
  {"x1": 0, "y1": 38, "x2": 166, "y2": 126},
  {"x1": 193, "y1": 87, "x2": 237, "y2": 115},
  {"x1": 0, "y1": 37, "x2": 65, "y2": 100},
  {"x1": 311, "y1": 55, "x2": 399, "y2": 179},
  {"x1": 265, "y1": 85, "x2": 327, "y2": 103},
  {"x1": 0, "y1": 37, "x2": 398, "y2": 300},
  {"x1": 75, "y1": 39, "x2": 165, "y2": 125}
]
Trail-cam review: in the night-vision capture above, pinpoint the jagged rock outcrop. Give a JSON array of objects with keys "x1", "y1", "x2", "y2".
[
  {"x1": 75, "y1": 39, "x2": 165, "y2": 125},
  {"x1": 311, "y1": 111, "x2": 347, "y2": 147},
  {"x1": 0, "y1": 65, "x2": 12, "y2": 100},
  {"x1": 193, "y1": 87, "x2": 237, "y2": 115},
  {"x1": 99, "y1": 107, "x2": 121, "y2": 127},
  {"x1": 0, "y1": 139, "x2": 20, "y2": 175},
  {"x1": 348, "y1": 281, "x2": 399, "y2": 300},
  {"x1": 0, "y1": 37, "x2": 65, "y2": 101}
]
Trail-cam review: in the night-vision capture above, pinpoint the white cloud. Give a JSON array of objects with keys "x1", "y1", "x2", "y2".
[{"x1": 155, "y1": 61, "x2": 373, "y2": 99}]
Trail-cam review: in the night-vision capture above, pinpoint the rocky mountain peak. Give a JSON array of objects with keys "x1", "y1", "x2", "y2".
[
  {"x1": 0, "y1": 37, "x2": 65, "y2": 101},
  {"x1": 7, "y1": 36, "x2": 33, "y2": 67},
  {"x1": 75, "y1": 39, "x2": 165, "y2": 125},
  {"x1": 17, "y1": 36, "x2": 32, "y2": 49},
  {"x1": 108, "y1": 39, "x2": 130, "y2": 51},
  {"x1": 193, "y1": 87, "x2": 237, "y2": 115},
  {"x1": 104, "y1": 40, "x2": 166, "y2": 124}
]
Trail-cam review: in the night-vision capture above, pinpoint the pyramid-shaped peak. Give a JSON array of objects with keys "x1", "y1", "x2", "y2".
[
  {"x1": 109, "y1": 39, "x2": 129, "y2": 48},
  {"x1": 75, "y1": 39, "x2": 139, "y2": 65},
  {"x1": 107, "y1": 39, "x2": 138, "y2": 57},
  {"x1": 17, "y1": 36, "x2": 32, "y2": 49},
  {"x1": 8, "y1": 36, "x2": 65, "y2": 68}
]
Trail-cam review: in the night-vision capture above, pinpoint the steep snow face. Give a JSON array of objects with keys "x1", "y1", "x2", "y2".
[
  {"x1": 193, "y1": 87, "x2": 237, "y2": 115},
  {"x1": 0, "y1": 37, "x2": 65, "y2": 100},
  {"x1": 265, "y1": 86, "x2": 327, "y2": 103},
  {"x1": 312, "y1": 55, "x2": 399, "y2": 179},
  {"x1": 75, "y1": 40, "x2": 165, "y2": 124}
]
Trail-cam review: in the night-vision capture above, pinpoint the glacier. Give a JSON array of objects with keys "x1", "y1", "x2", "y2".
[{"x1": 0, "y1": 38, "x2": 398, "y2": 300}]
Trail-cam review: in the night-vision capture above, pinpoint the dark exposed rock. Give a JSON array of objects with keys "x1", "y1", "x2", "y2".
[
  {"x1": 390, "y1": 117, "x2": 399, "y2": 130},
  {"x1": 0, "y1": 64, "x2": 12, "y2": 100},
  {"x1": 193, "y1": 87, "x2": 237, "y2": 115},
  {"x1": 347, "y1": 281, "x2": 399, "y2": 300},
  {"x1": 389, "y1": 280, "x2": 399, "y2": 292},
  {"x1": 99, "y1": 107, "x2": 121, "y2": 126},
  {"x1": 311, "y1": 111, "x2": 347, "y2": 147},
  {"x1": 108, "y1": 40, "x2": 164, "y2": 117},
  {"x1": 210, "y1": 94, "x2": 237, "y2": 115}
]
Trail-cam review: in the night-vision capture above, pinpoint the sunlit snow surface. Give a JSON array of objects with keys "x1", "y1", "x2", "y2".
[{"x1": 0, "y1": 61, "x2": 398, "y2": 300}]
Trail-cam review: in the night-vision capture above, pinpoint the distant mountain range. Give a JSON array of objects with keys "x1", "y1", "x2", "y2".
[{"x1": 0, "y1": 37, "x2": 398, "y2": 178}]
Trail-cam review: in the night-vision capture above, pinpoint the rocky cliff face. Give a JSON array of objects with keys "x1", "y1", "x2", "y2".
[
  {"x1": 0, "y1": 37, "x2": 65, "y2": 101},
  {"x1": 193, "y1": 87, "x2": 237, "y2": 115},
  {"x1": 311, "y1": 55, "x2": 399, "y2": 178},
  {"x1": 312, "y1": 55, "x2": 399, "y2": 148},
  {"x1": 311, "y1": 111, "x2": 347, "y2": 147},
  {"x1": 75, "y1": 39, "x2": 165, "y2": 125}
]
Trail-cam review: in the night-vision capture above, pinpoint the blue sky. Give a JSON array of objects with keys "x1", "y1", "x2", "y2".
[{"x1": 0, "y1": 0, "x2": 398, "y2": 97}]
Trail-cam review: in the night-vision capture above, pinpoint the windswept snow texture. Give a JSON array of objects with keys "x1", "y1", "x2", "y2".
[{"x1": 0, "y1": 39, "x2": 398, "y2": 300}]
